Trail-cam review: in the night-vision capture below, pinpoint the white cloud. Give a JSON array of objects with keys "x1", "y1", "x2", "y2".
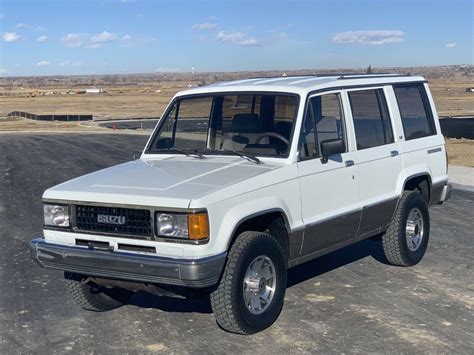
[
  {"x1": 61, "y1": 31, "x2": 133, "y2": 49},
  {"x1": 60, "y1": 60, "x2": 71, "y2": 66},
  {"x1": 36, "y1": 61, "x2": 50, "y2": 67},
  {"x1": 120, "y1": 0, "x2": 136, "y2": 3},
  {"x1": 36, "y1": 35, "x2": 48, "y2": 43},
  {"x1": 332, "y1": 30, "x2": 405, "y2": 45},
  {"x1": 61, "y1": 33, "x2": 85, "y2": 48},
  {"x1": 16, "y1": 23, "x2": 29, "y2": 29},
  {"x1": 208, "y1": 16, "x2": 218, "y2": 21},
  {"x1": 91, "y1": 31, "x2": 118, "y2": 43},
  {"x1": 216, "y1": 31, "x2": 260, "y2": 47},
  {"x1": 90, "y1": 31, "x2": 131, "y2": 45},
  {"x1": 445, "y1": 42, "x2": 457, "y2": 48},
  {"x1": 3, "y1": 32, "x2": 21, "y2": 42},
  {"x1": 0, "y1": 68, "x2": 8, "y2": 75},
  {"x1": 192, "y1": 22, "x2": 219, "y2": 31}
]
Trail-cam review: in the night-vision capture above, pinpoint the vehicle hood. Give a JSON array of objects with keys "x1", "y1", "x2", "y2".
[{"x1": 44, "y1": 156, "x2": 280, "y2": 208}]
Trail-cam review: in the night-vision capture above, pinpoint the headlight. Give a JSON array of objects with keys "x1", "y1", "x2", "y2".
[
  {"x1": 44, "y1": 204, "x2": 70, "y2": 227},
  {"x1": 155, "y1": 212, "x2": 209, "y2": 240}
]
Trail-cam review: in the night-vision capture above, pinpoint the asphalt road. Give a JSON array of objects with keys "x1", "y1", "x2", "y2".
[{"x1": 0, "y1": 134, "x2": 473, "y2": 354}]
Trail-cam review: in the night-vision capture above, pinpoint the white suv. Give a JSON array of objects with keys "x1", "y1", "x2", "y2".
[{"x1": 30, "y1": 74, "x2": 451, "y2": 334}]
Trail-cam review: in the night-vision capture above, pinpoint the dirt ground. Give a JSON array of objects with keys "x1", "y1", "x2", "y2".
[
  {"x1": 0, "y1": 116, "x2": 103, "y2": 132},
  {"x1": 445, "y1": 139, "x2": 474, "y2": 167}
]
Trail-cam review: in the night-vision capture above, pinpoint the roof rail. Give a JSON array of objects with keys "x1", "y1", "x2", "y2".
[
  {"x1": 337, "y1": 73, "x2": 411, "y2": 80},
  {"x1": 245, "y1": 73, "x2": 411, "y2": 80}
]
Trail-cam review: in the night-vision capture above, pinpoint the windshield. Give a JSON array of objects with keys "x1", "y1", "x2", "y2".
[{"x1": 146, "y1": 93, "x2": 299, "y2": 158}]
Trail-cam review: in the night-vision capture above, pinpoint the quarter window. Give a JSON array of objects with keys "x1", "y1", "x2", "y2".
[
  {"x1": 300, "y1": 93, "x2": 345, "y2": 159},
  {"x1": 348, "y1": 89, "x2": 394, "y2": 150},
  {"x1": 393, "y1": 85, "x2": 436, "y2": 140}
]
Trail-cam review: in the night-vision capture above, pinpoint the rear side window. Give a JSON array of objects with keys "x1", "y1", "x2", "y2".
[
  {"x1": 348, "y1": 89, "x2": 394, "y2": 150},
  {"x1": 393, "y1": 84, "x2": 436, "y2": 140}
]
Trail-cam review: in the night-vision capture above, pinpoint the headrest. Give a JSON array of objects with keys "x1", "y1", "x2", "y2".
[{"x1": 231, "y1": 113, "x2": 260, "y2": 132}]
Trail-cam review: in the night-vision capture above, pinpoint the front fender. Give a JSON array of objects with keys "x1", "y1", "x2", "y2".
[{"x1": 205, "y1": 180, "x2": 302, "y2": 255}]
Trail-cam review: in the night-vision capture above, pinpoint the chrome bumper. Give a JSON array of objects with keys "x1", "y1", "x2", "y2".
[{"x1": 30, "y1": 238, "x2": 226, "y2": 288}]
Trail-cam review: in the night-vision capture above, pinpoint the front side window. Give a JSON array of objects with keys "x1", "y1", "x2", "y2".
[
  {"x1": 393, "y1": 84, "x2": 436, "y2": 140},
  {"x1": 300, "y1": 93, "x2": 345, "y2": 159},
  {"x1": 148, "y1": 93, "x2": 299, "y2": 157},
  {"x1": 348, "y1": 89, "x2": 394, "y2": 150}
]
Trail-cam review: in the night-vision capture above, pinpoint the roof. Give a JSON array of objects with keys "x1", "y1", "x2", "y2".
[{"x1": 178, "y1": 74, "x2": 426, "y2": 97}]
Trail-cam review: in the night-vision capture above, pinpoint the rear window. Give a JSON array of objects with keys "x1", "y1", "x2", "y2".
[
  {"x1": 393, "y1": 84, "x2": 436, "y2": 140},
  {"x1": 348, "y1": 89, "x2": 394, "y2": 150}
]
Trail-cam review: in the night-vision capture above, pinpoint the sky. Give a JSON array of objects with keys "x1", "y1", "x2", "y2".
[{"x1": 0, "y1": 0, "x2": 472, "y2": 76}]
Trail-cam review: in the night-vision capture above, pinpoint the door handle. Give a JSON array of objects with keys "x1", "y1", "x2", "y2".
[
  {"x1": 390, "y1": 150, "x2": 399, "y2": 157},
  {"x1": 345, "y1": 160, "x2": 355, "y2": 167}
]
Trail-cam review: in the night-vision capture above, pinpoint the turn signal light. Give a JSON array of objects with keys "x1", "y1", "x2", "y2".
[{"x1": 188, "y1": 213, "x2": 209, "y2": 240}]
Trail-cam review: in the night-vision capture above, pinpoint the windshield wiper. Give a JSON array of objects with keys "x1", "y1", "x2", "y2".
[
  {"x1": 164, "y1": 147, "x2": 204, "y2": 159},
  {"x1": 223, "y1": 149, "x2": 262, "y2": 165}
]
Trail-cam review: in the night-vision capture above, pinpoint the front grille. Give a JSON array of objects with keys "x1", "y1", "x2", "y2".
[{"x1": 75, "y1": 205, "x2": 152, "y2": 238}]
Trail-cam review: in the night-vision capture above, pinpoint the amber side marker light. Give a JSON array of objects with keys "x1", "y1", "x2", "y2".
[{"x1": 188, "y1": 213, "x2": 209, "y2": 240}]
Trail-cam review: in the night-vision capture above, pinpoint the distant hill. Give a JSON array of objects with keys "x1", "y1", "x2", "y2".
[{"x1": 1, "y1": 65, "x2": 472, "y2": 88}]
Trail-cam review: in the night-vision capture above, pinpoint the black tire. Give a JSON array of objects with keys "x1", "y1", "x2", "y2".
[
  {"x1": 64, "y1": 272, "x2": 133, "y2": 312},
  {"x1": 210, "y1": 231, "x2": 287, "y2": 334},
  {"x1": 382, "y1": 191, "x2": 430, "y2": 266}
]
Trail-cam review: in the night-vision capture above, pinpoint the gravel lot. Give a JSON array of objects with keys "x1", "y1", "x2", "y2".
[{"x1": 0, "y1": 134, "x2": 473, "y2": 354}]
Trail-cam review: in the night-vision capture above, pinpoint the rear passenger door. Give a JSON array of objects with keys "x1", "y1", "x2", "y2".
[
  {"x1": 297, "y1": 91, "x2": 360, "y2": 258},
  {"x1": 346, "y1": 87, "x2": 402, "y2": 238}
]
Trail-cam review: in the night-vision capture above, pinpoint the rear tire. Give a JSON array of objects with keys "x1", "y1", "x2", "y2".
[
  {"x1": 64, "y1": 272, "x2": 133, "y2": 312},
  {"x1": 210, "y1": 231, "x2": 287, "y2": 334},
  {"x1": 382, "y1": 191, "x2": 430, "y2": 266}
]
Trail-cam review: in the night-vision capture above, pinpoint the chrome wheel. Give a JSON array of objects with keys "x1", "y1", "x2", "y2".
[
  {"x1": 406, "y1": 207, "x2": 424, "y2": 251},
  {"x1": 243, "y1": 255, "x2": 276, "y2": 315}
]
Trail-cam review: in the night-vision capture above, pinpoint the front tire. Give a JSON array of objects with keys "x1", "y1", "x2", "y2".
[
  {"x1": 64, "y1": 272, "x2": 133, "y2": 312},
  {"x1": 210, "y1": 231, "x2": 287, "y2": 334},
  {"x1": 382, "y1": 191, "x2": 430, "y2": 266}
]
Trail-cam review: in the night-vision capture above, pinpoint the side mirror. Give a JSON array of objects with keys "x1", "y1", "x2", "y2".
[
  {"x1": 156, "y1": 137, "x2": 172, "y2": 149},
  {"x1": 320, "y1": 139, "x2": 345, "y2": 163}
]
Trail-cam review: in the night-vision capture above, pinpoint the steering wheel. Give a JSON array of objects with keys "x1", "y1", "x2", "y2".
[{"x1": 255, "y1": 132, "x2": 289, "y2": 146}]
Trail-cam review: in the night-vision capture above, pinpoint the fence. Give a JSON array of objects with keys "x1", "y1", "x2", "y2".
[
  {"x1": 439, "y1": 117, "x2": 474, "y2": 140},
  {"x1": 7, "y1": 111, "x2": 93, "y2": 122}
]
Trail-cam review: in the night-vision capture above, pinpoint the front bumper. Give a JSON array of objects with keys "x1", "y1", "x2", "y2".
[{"x1": 30, "y1": 238, "x2": 226, "y2": 288}]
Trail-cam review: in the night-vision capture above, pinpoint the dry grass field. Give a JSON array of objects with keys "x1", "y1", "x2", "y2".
[
  {"x1": 0, "y1": 82, "x2": 185, "y2": 120},
  {"x1": 1, "y1": 79, "x2": 472, "y2": 120},
  {"x1": 1, "y1": 66, "x2": 472, "y2": 121},
  {"x1": 428, "y1": 79, "x2": 474, "y2": 117},
  {"x1": 445, "y1": 138, "x2": 474, "y2": 167}
]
